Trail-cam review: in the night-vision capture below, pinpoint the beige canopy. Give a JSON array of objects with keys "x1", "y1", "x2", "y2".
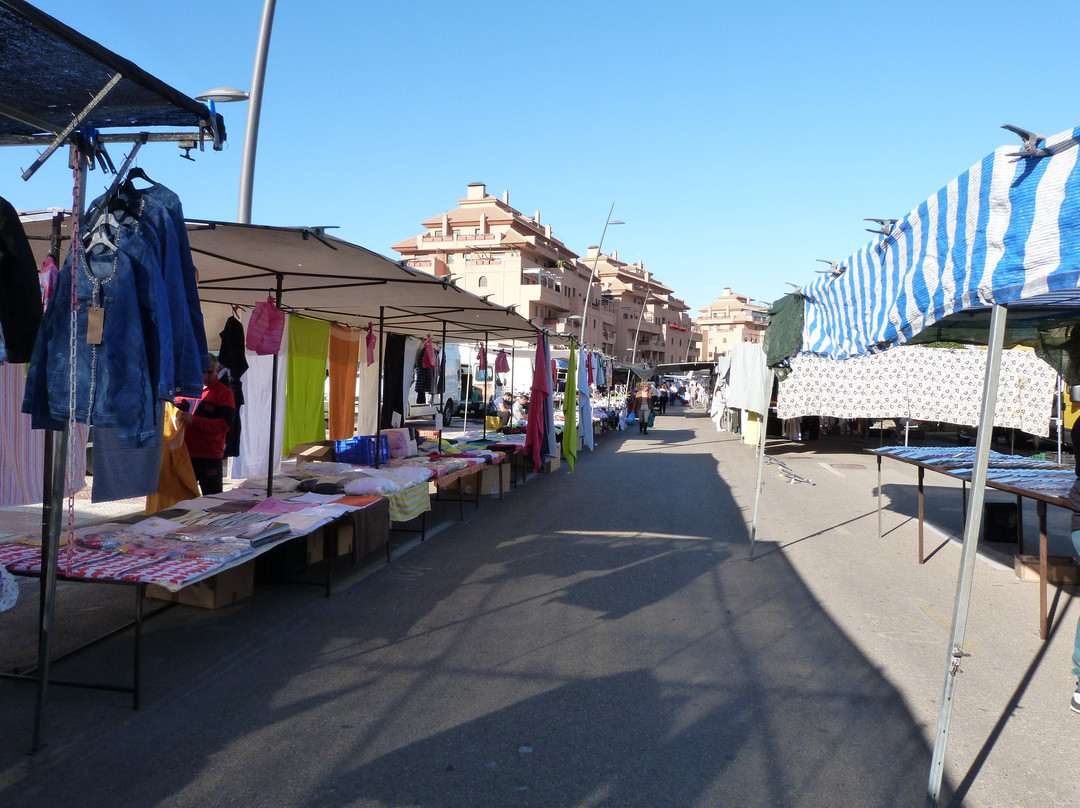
[{"x1": 23, "y1": 214, "x2": 538, "y2": 342}]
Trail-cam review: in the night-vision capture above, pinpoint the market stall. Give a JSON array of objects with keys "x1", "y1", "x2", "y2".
[
  {"x1": 764, "y1": 124, "x2": 1080, "y2": 804},
  {"x1": 0, "y1": 0, "x2": 226, "y2": 751}
]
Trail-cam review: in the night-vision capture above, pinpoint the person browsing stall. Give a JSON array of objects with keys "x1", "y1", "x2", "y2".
[
  {"x1": 496, "y1": 392, "x2": 513, "y2": 426},
  {"x1": 178, "y1": 354, "x2": 235, "y2": 495},
  {"x1": 512, "y1": 393, "x2": 528, "y2": 425}
]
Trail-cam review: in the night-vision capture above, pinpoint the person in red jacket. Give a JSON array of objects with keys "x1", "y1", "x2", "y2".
[{"x1": 178, "y1": 354, "x2": 236, "y2": 495}]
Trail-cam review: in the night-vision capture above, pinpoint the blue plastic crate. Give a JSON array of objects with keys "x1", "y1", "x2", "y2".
[{"x1": 334, "y1": 435, "x2": 389, "y2": 465}]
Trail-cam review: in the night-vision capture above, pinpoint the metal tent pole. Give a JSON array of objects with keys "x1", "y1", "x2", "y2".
[
  {"x1": 463, "y1": 347, "x2": 474, "y2": 432},
  {"x1": 32, "y1": 152, "x2": 88, "y2": 753},
  {"x1": 877, "y1": 454, "x2": 883, "y2": 540},
  {"x1": 437, "y1": 321, "x2": 447, "y2": 443},
  {"x1": 1056, "y1": 376, "x2": 1063, "y2": 466},
  {"x1": 376, "y1": 306, "x2": 385, "y2": 435},
  {"x1": 926, "y1": 303, "x2": 1007, "y2": 807},
  {"x1": 749, "y1": 404, "x2": 769, "y2": 560},
  {"x1": 374, "y1": 314, "x2": 392, "y2": 469},
  {"x1": 265, "y1": 274, "x2": 283, "y2": 498},
  {"x1": 482, "y1": 332, "x2": 489, "y2": 439},
  {"x1": 510, "y1": 344, "x2": 516, "y2": 398}
]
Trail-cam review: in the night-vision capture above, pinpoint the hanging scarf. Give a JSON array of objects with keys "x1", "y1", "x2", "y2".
[
  {"x1": 423, "y1": 334, "x2": 437, "y2": 369},
  {"x1": 365, "y1": 322, "x2": 377, "y2": 366},
  {"x1": 39, "y1": 254, "x2": 58, "y2": 312},
  {"x1": 524, "y1": 330, "x2": 551, "y2": 471},
  {"x1": 477, "y1": 342, "x2": 488, "y2": 371}
]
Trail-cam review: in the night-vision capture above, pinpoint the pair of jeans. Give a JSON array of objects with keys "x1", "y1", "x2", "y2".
[{"x1": 190, "y1": 456, "x2": 224, "y2": 496}]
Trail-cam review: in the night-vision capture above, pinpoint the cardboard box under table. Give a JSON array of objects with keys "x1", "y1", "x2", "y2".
[
  {"x1": 146, "y1": 560, "x2": 254, "y2": 609},
  {"x1": 1015, "y1": 554, "x2": 1080, "y2": 585},
  {"x1": 461, "y1": 462, "x2": 510, "y2": 498},
  {"x1": 304, "y1": 495, "x2": 390, "y2": 565},
  {"x1": 432, "y1": 462, "x2": 487, "y2": 518}
]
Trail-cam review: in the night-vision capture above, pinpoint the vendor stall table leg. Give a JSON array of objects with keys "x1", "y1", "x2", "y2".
[{"x1": 0, "y1": 579, "x2": 158, "y2": 712}]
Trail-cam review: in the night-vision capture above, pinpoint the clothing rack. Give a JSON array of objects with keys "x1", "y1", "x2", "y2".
[{"x1": 0, "y1": 0, "x2": 225, "y2": 753}]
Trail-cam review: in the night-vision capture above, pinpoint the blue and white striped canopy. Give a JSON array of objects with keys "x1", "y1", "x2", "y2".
[{"x1": 800, "y1": 127, "x2": 1080, "y2": 360}]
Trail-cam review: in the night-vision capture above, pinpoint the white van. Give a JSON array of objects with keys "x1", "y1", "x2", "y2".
[
  {"x1": 405, "y1": 342, "x2": 524, "y2": 423},
  {"x1": 405, "y1": 339, "x2": 463, "y2": 423}
]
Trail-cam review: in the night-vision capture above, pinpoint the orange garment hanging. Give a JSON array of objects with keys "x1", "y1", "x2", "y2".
[
  {"x1": 328, "y1": 325, "x2": 362, "y2": 441},
  {"x1": 145, "y1": 402, "x2": 200, "y2": 514}
]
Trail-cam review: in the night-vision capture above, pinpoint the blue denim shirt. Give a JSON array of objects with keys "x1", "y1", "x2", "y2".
[
  {"x1": 23, "y1": 224, "x2": 162, "y2": 446},
  {"x1": 129, "y1": 183, "x2": 208, "y2": 398}
]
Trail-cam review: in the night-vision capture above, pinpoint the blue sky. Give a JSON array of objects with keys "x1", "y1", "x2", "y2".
[{"x1": 3, "y1": 1, "x2": 1080, "y2": 315}]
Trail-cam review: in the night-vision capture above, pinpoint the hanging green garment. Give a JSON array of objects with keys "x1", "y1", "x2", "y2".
[
  {"x1": 282, "y1": 314, "x2": 331, "y2": 455},
  {"x1": 562, "y1": 342, "x2": 578, "y2": 473},
  {"x1": 763, "y1": 293, "x2": 804, "y2": 379}
]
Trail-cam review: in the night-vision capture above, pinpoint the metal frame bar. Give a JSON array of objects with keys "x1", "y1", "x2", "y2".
[
  {"x1": 927, "y1": 303, "x2": 1007, "y2": 806},
  {"x1": 749, "y1": 405, "x2": 769, "y2": 560},
  {"x1": 265, "y1": 274, "x2": 284, "y2": 498},
  {"x1": 22, "y1": 72, "x2": 123, "y2": 180}
]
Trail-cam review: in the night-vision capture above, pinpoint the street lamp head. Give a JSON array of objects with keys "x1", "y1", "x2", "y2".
[
  {"x1": 608, "y1": 220, "x2": 625, "y2": 226},
  {"x1": 196, "y1": 87, "x2": 251, "y2": 103}
]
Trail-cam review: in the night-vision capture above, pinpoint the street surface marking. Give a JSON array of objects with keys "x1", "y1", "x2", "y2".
[
  {"x1": 555, "y1": 530, "x2": 706, "y2": 541},
  {"x1": 915, "y1": 598, "x2": 980, "y2": 653},
  {"x1": 817, "y1": 462, "x2": 845, "y2": 477}
]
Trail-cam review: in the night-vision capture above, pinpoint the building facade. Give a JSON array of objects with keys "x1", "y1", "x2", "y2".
[
  {"x1": 587, "y1": 248, "x2": 696, "y2": 367},
  {"x1": 694, "y1": 288, "x2": 768, "y2": 361},
  {"x1": 392, "y1": 182, "x2": 616, "y2": 351},
  {"x1": 392, "y1": 183, "x2": 694, "y2": 367}
]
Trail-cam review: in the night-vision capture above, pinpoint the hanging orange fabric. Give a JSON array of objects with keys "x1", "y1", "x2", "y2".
[
  {"x1": 328, "y1": 324, "x2": 362, "y2": 440},
  {"x1": 146, "y1": 402, "x2": 199, "y2": 514}
]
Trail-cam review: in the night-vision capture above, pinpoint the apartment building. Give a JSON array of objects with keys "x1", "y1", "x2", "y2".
[
  {"x1": 694, "y1": 288, "x2": 768, "y2": 361},
  {"x1": 587, "y1": 248, "x2": 696, "y2": 366},
  {"x1": 394, "y1": 183, "x2": 691, "y2": 366},
  {"x1": 392, "y1": 182, "x2": 617, "y2": 351}
]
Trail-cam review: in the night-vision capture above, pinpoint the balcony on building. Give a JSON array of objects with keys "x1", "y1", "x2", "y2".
[{"x1": 421, "y1": 230, "x2": 497, "y2": 245}]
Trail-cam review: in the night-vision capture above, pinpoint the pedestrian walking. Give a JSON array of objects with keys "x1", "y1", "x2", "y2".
[{"x1": 633, "y1": 382, "x2": 653, "y2": 435}]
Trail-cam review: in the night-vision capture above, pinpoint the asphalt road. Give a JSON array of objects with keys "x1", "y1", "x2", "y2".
[{"x1": 2, "y1": 409, "x2": 1079, "y2": 807}]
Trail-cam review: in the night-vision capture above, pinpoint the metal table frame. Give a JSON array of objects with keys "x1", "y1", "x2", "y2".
[{"x1": 873, "y1": 450, "x2": 1064, "y2": 639}]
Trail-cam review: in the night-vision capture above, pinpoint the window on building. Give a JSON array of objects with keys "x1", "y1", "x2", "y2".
[{"x1": 478, "y1": 276, "x2": 488, "y2": 287}]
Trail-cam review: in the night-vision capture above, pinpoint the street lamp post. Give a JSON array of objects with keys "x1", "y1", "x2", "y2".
[
  {"x1": 238, "y1": 0, "x2": 276, "y2": 224},
  {"x1": 196, "y1": 0, "x2": 276, "y2": 224},
  {"x1": 578, "y1": 203, "x2": 624, "y2": 346},
  {"x1": 629, "y1": 288, "x2": 651, "y2": 367}
]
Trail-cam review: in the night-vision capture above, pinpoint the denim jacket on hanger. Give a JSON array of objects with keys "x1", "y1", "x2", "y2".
[
  {"x1": 22, "y1": 180, "x2": 208, "y2": 448},
  {"x1": 22, "y1": 227, "x2": 160, "y2": 448}
]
